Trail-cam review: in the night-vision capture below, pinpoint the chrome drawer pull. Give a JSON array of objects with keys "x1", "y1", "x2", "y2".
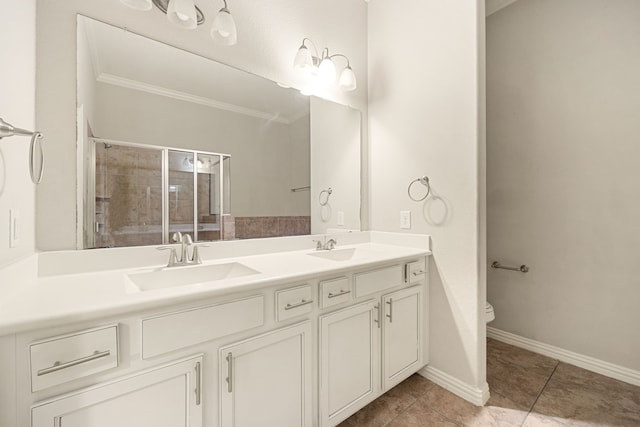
[
  {"x1": 37, "y1": 350, "x2": 111, "y2": 376},
  {"x1": 412, "y1": 270, "x2": 425, "y2": 276},
  {"x1": 284, "y1": 299, "x2": 313, "y2": 310},
  {"x1": 226, "y1": 352, "x2": 233, "y2": 393},
  {"x1": 386, "y1": 299, "x2": 393, "y2": 323},
  {"x1": 195, "y1": 361, "x2": 202, "y2": 405},
  {"x1": 327, "y1": 289, "x2": 351, "y2": 299}
]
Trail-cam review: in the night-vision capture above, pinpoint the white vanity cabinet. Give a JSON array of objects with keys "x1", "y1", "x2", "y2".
[
  {"x1": 382, "y1": 286, "x2": 423, "y2": 389},
  {"x1": 319, "y1": 266, "x2": 426, "y2": 427},
  {"x1": 319, "y1": 300, "x2": 380, "y2": 427},
  {"x1": 31, "y1": 354, "x2": 203, "y2": 427},
  {"x1": 219, "y1": 322, "x2": 313, "y2": 427}
]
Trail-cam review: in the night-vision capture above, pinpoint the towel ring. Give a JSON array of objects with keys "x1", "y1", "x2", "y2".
[
  {"x1": 0, "y1": 118, "x2": 45, "y2": 184},
  {"x1": 408, "y1": 176, "x2": 430, "y2": 202},
  {"x1": 319, "y1": 187, "x2": 332, "y2": 206}
]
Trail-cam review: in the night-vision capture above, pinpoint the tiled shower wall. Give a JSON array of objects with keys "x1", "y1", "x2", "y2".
[{"x1": 234, "y1": 216, "x2": 311, "y2": 239}]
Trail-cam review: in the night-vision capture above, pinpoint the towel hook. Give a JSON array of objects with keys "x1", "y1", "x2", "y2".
[
  {"x1": 0, "y1": 118, "x2": 45, "y2": 184},
  {"x1": 319, "y1": 187, "x2": 332, "y2": 206},
  {"x1": 408, "y1": 176, "x2": 430, "y2": 202}
]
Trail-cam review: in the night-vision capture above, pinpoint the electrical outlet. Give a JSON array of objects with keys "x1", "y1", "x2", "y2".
[
  {"x1": 400, "y1": 210, "x2": 411, "y2": 229},
  {"x1": 337, "y1": 211, "x2": 345, "y2": 226},
  {"x1": 9, "y1": 209, "x2": 20, "y2": 248}
]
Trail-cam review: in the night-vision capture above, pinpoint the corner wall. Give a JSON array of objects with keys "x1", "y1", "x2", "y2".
[
  {"x1": 368, "y1": 0, "x2": 487, "y2": 399},
  {"x1": 0, "y1": 0, "x2": 36, "y2": 267},
  {"x1": 487, "y1": 0, "x2": 640, "y2": 373}
]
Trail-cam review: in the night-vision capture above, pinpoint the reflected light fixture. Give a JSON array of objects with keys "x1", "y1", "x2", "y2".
[
  {"x1": 293, "y1": 38, "x2": 357, "y2": 91},
  {"x1": 120, "y1": 0, "x2": 238, "y2": 46}
]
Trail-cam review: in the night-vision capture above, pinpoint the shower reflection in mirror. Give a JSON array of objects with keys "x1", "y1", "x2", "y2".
[{"x1": 86, "y1": 138, "x2": 230, "y2": 248}]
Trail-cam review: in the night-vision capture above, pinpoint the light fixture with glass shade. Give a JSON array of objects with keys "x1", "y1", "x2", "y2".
[
  {"x1": 293, "y1": 38, "x2": 356, "y2": 91},
  {"x1": 120, "y1": 0, "x2": 237, "y2": 46}
]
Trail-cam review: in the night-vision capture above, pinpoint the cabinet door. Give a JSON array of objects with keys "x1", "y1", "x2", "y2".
[
  {"x1": 219, "y1": 322, "x2": 312, "y2": 427},
  {"x1": 383, "y1": 286, "x2": 423, "y2": 389},
  {"x1": 31, "y1": 355, "x2": 203, "y2": 427},
  {"x1": 319, "y1": 300, "x2": 379, "y2": 427}
]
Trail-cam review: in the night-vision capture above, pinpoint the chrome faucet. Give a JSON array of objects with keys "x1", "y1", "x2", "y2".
[
  {"x1": 313, "y1": 236, "x2": 337, "y2": 251},
  {"x1": 157, "y1": 232, "x2": 206, "y2": 267}
]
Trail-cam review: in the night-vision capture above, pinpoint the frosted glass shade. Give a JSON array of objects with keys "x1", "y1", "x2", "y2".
[
  {"x1": 211, "y1": 9, "x2": 238, "y2": 45},
  {"x1": 318, "y1": 58, "x2": 336, "y2": 84},
  {"x1": 120, "y1": 0, "x2": 152, "y2": 11},
  {"x1": 167, "y1": 0, "x2": 197, "y2": 29},
  {"x1": 293, "y1": 46, "x2": 313, "y2": 72},
  {"x1": 338, "y1": 66, "x2": 357, "y2": 91}
]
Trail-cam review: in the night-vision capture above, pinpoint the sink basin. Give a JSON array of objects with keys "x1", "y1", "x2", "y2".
[
  {"x1": 127, "y1": 262, "x2": 260, "y2": 291},
  {"x1": 307, "y1": 248, "x2": 358, "y2": 262}
]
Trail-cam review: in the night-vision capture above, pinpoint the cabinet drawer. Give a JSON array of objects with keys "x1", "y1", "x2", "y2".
[
  {"x1": 354, "y1": 265, "x2": 402, "y2": 298},
  {"x1": 406, "y1": 259, "x2": 426, "y2": 284},
  {"x1": 30, "y1": 324, "x2": 118, "y2": 392},
  {"x1": 320, "y1": 276, "x2": 352, "y2": 308},
  {"x1": 276, "y1": 284, "x2": 313, "y2": 321},
  {"x1": 142, "y1": 295, "x2": 264, "y2": 359}
]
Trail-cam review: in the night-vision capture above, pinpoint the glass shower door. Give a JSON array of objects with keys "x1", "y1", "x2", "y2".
[{"x1": 167, "y1": 150, "x2": 195, "y2": 240}]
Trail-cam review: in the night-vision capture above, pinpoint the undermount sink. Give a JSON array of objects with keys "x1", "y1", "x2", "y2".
[
  {"x1": 307, "y1": 248, "x2": 358, "y2": 262},
  {"x1": 127, "y1": 262, "x2": 260, "y2": 291}
]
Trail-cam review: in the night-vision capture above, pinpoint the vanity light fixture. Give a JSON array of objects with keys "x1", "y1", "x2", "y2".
[
  {"x1": 120, "y1": 0, "x2": 237, "y2": 45},
  {"x1": 293, "y1": 38, "x2": 357, "y2": 91}
]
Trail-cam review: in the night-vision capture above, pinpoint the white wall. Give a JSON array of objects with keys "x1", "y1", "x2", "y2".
[
  {"x1": 36, "y1": 0, "x2": 368, "y2": 250},
  {"x1": 310, "y1": 97, "x2": 361, "y2": 234},
  {"x1": 93, "y1": 82, "x2": 310, "y2": 217},
  {"x1": 0, "y1": 0, "x2": 37, "y2": 267},
  {"x1": 487, "y1": 0, "x2": 640, "y2": 372},
  {"x1": 368, "y1": 0, "x2": 486, "y2": 397}
]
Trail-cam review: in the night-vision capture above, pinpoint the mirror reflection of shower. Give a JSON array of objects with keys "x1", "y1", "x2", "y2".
[{"x1": 88, "y1": 138, "x2": 231, "y2": 248}]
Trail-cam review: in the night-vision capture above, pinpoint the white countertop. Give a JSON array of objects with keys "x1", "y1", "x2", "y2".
[{"x1": 0, "y1": 232, "x2": 430, "y2": 336}]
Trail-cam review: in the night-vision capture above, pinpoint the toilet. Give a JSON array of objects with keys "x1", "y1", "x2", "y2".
[{"x1": 486, "y1": 302, "x2": 495, "y2": 323}]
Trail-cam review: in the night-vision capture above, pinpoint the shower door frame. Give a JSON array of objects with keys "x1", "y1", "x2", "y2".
[{"x1": 86, "y1": 137, "x2": 230, "y2": 248}]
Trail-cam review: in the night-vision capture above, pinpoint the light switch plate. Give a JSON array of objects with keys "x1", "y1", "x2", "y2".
[
  {"x1": 337, "y1": 211, "x2": 345, "y2": 226},
  {"x1": 400, "y1": 210, "x2": 411, "y2": 229}
]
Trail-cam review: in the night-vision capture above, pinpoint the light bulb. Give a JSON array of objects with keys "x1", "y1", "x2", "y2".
[
  {"x1": 318, "y1": 57, "x2": 336, "y2": 85},
  {"x1": 120, "y1": 0, "x2": 152, "y2": 11},
  {"x1": 338, "y1": 66, "x2": 357, "y2": 91},
  {"x1": 211, "y1": 8, "x2": 238, "y2": 45},
  {"x1": 167, "y1": 0, "x2": 197, "y2": 29}
]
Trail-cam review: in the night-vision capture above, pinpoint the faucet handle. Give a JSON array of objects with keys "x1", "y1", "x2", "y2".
[
  {"x1": 171, "y1": 232, "x2": 183, "y2": 243},
  {"x1": 157, "y1": 246, "x2": 179, "y2": 267},
  {"x1": 190, "y1": 244, "x2": 209, "y2": 264},
  {"x1": 182, "y1": 233, "x2": 193, "y2": 245},
  {"x1": 312, "y1": 239, "x2": 323, "y2": 250}
]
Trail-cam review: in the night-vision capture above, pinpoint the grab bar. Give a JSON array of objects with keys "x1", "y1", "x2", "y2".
[
  {"x1": 491, "y1": 261, "x2": 529, "y2": 273},
  {"x1": 291, "y1": 186, "x2": 310, "y2": 192}
]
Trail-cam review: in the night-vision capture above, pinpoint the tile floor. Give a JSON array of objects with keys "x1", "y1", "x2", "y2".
[{"x1": 339, "y1": 338, "x2": 640, "y2": 426}]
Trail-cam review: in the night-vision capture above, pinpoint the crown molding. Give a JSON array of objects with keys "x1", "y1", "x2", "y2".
[{"x1": 96, "y1": 73, "x2": 291, "y2": 125}]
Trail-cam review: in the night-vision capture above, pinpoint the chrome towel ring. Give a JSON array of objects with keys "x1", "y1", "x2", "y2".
[
  {"x1": 0, "y1": 117, "x2": 45, "y2": 184},
  {"x1": 319, "y1": 187, "x2": 332, "y2": 206},
  {"x1": 408, "y1": 176, "x2": 430, "y2": 202}
]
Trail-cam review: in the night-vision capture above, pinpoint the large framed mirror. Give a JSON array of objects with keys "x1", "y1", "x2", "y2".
[{"x1": 77, "y1": 16, "x2": 361, "y2": 249}]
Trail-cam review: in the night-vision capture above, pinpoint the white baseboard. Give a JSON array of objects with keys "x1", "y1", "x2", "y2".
[
  {"x1": 418, "y1": 365, "x2": 490, "y2": 406},
  {"x1": 487, "y1": 327, "x2": 640, "y2": 387}
]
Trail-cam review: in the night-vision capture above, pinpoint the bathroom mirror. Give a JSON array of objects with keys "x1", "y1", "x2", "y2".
[{"x1": 77, "y1": 16, "x2": 360, "y2": 248}]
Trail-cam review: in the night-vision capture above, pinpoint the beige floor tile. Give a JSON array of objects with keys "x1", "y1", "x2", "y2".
[
  {"x1": 338, "y1": 374, "x2": 434, "y2": 427},
  {"x1": 522, "y1": 412, "x2": 572, "y2": 426},
  {"x1": 487, "y1": 355, "x2": 555, "y2": 409},
  {"x1": 530, "y1": 363, "x2": 640, "y2": 427},
  {"x1": 416, "y1": 384, "x2": 529, "y2": 427},
  {"x1": 488, "y1": 339, "x2": 559, "y2": 374},
  {"x1": 386, "y1": 398, "x2": 461, "y2": 427}
]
